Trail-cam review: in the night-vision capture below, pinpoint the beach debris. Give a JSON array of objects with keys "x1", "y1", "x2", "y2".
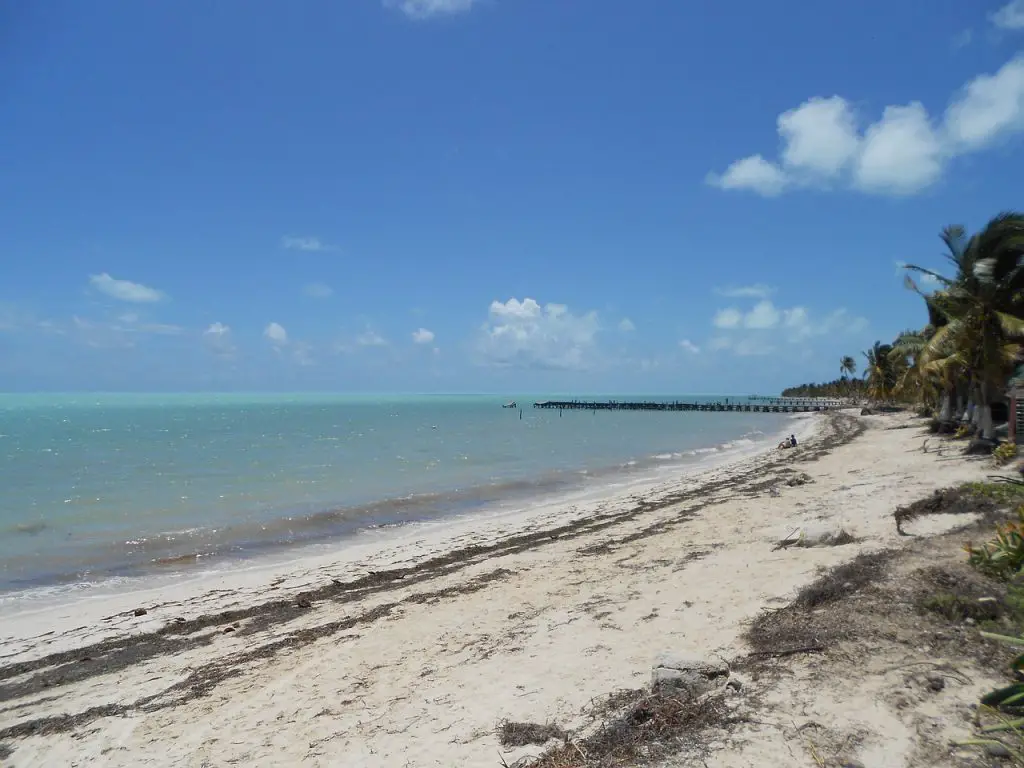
[
  {"x1": 894, "y1": 486, "x2": 1001, "y2": 535},
  {"x1": 650, "y1": 655, "x2": 729, "y2": 696},
  {"x1": 497, "y1": 720, "x2": 567, "y2": 747},
  {"x1": 775, "y1": 524, "x2": 855, "y2": 549},
  {"x1": 785, "y1": 472, "x2": 813, "y2": 487},
  {"x1": 133, "y1": 608, "x2": 147, "y2": 617},
  {"x1": 296, "y1": 597, "x2": 313, "y2": 609},
  {"x1": 927, "y1": 674, "x2": 946, "y2": 692}
]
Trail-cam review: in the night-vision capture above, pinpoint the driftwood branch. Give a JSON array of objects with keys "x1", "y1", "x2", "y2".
[{"x1": 746, "y1": 645, "x2": 824, "y2": 659}]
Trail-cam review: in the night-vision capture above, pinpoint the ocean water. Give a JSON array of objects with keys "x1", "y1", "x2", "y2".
[{"x1": 0, "y1": 393, "x2": 795, "y2": 594}]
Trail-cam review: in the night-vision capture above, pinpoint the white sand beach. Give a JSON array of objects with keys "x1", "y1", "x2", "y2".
[{"x1": 0, "y1": 411, "x2": 1003, "y2": 767}]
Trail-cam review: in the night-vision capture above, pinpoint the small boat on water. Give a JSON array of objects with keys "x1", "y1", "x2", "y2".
[{"x1": 503, "y1": 401, "x2": 517, "y2": 409}]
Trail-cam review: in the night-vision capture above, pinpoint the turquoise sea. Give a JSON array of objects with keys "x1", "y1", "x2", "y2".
[{"x1": 0, "y1": 393, "x2": 795, "y2": 594}]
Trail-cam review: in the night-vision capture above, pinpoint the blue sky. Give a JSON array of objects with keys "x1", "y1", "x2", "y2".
[{"x1": 3, "y1": 0, "x2": 1024, "y2": 393}]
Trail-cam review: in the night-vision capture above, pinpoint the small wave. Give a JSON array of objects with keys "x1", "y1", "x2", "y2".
[
  {"x1": 721, "y1": 438, "x2": 755, "y2": 450},
  {"x1": 688, "y1": 447, "x2": 719, "y2": 455}
]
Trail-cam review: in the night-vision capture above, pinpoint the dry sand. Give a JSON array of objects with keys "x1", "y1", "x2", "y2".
[{"x1": 0, "y1": 410, "x2": 1004, "y2": 767}]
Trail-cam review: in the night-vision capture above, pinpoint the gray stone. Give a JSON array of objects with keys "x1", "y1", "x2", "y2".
[
  {"x1": 726, "y1": 678, "x2": 743, "y2": 692},
  {"x1": 841, "y1": 761, "x2": 865, "y2": 768},
  {"x1": 927, "y1": 675, "x2": 945, "y2": 692},
  {"x1": 986, "y1": 742, "x2": 1012, "y2": 758},
  {"x1": 651, "y1": 655, "x2": 729, "y2": 696}
]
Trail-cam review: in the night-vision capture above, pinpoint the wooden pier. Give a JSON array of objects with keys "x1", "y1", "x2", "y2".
[{"x1": 532, "y1": 399, "x2": 839, "y2": 413}]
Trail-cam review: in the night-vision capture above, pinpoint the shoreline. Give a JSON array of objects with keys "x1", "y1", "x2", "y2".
[
  {"x1": 2, "y1": 408, "x2": 977, "y2": 768},
  {"x1": 0, "y1": 411, "x2": 813, "y2": 627}
]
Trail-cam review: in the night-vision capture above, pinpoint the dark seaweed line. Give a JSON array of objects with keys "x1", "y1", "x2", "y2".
[{"x1": 0, "y1": 413, "x2": 862, "y2": 742}]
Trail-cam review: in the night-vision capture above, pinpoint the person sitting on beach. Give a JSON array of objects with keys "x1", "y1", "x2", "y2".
[
  {"x1": 790, "y1": 434, "x2": 797, "y2": 447},
  {"x1": 778, "y1": 439, "x2": 790, "y2": 450}
]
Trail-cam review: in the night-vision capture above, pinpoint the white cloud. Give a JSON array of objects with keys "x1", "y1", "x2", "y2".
[
  {"x1": 706, "y1": 155, "x2": 788, "y2": 197},
  {"x1": 384, "y1": 0, "x2": 481, "y2": 19},
  {"x1": 357, "y1": 330, "x2": 388, "y2": 347},
  {"x1": 477, "y1": 297, "x2": 601, "y2": 370},
  {"x1": 778, "y1": 96, "x2": 860, "y2": 178},
  {"x1": 89, "y1": 273, "x2": 164, "y2": 303},
  {"x1": 854, "y1": 103, "x2": 944, "y2": 194},
  {"x1": 945, "y1": 57, "x2": 1024, "y2": 150},
  {"x1": 713, "y1": 308, "x2": 743, "y2": 329},
  {"x1": 709, "y1": 55, "x2": 1024, "y2": 197},
  {"x1": 264, "y1": 322, "x2": 288, "y2": 346},
  {"x1": 412, "y1": 327, "x2": 435, "y2": 344},
  {"x1": 715, "y1": 284, "x2": 773, "y2": 299},
  {"x1": 743, "y1": 300, "x2": 781, "y2": 329},
  {"x1": 618, "y1": 317, "x2": 636, "y2": 332},
  {"x1": 992, "y1": 0, "x2": 1024, "y2": 29},
  {"x1": 304, "y1": 282, "x2": 333, "y2": 299},
  {"x1": 709, "y1": 299, "x2": 867, "y2": 353},
  {"x1": 203, "y1": 322, "x2": 235, "y2": 358},
  {"x1": 679, "y1": 339, "x2": 700, "y2": 354},
  {"x1": 281, "y1": 236, "x2": 336, "y2": 252}
]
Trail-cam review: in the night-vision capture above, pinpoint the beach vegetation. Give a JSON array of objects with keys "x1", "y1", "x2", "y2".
[{"x1": 966, "y1": 508, "x2": 1024, "y2": 581}]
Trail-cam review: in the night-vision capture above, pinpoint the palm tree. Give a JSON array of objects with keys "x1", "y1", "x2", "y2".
[
  {"x1": 839, "y1": 355, "x2": 857, "y2": 399},
  {"x1": 889, "y1": 329, "x2": 936, "y2": 409},
  {"x1": 863, "y1": 341, "x2": 897, "y2": 402},
  {"x1": 905, "y1": 213, "x2": 1024, "y2": 439}
]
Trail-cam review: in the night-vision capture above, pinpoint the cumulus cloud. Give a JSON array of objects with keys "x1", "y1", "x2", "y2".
[
  {"x1": 304, "y1": 282, "x2": 333, "y2": 299},
  {"x1": 708, "y1": 155, "x2": 788, "y2": 197},
  {"x1": 708, "y1": 55, "x2": 1024, "y2": 197},
  {"x1": 743, "y1": 300, "x2": 781, "y2": 329},
  {"x1": 712, "y1": 308, "x2": 743, "y2": 329},
  {"x1": 412, "y1": 327, "x2": 435, "y2": 344},
  {"x1": 992, "y1": 0, "x2": 1024, "y2": 29},
  {"x1": 384, "y1": 0, "x2": 481, "y2": 19},
  {"x1": 89, "y1": 273, "x2": 164, "y2": 303},
  {"x1": 709, "y1": 299, "x2": 867, "y2": 353},
  {"x1": 477, "y1": 297, "x2": 601, "y2": 370},
  {"x1": 618, "y1": 318, "x2": 636, "y2": 332},
  {"x1": 281, "y1": 236, "x2": 336, "y2": 252},
  {"x1": 264, "y1": 322, "x2": 288, "y2": 346},
  {"x1": 679, "y1": 339, "x2": 700, "y2": 354}
]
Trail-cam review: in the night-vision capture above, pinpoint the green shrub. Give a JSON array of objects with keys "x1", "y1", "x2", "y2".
[
  {"x1": 967, "y1": 508, "x2": 1024, "y2": 580},
  {"x1": 955, "y1": 424, "x2": 973, "y2": 439}
]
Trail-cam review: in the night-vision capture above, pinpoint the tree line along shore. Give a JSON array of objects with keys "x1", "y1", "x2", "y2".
[{"x1": 782, "y1": 211, "x2": 1024, "y2": 457}]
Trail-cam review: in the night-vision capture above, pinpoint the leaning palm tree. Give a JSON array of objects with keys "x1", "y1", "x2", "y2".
[
  {"x1": 905, "y1": 213, "x2": 1024, "y2": 439},
  {"x1": 889, "y1": 328, "x2": 938, "y2": 409}
]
